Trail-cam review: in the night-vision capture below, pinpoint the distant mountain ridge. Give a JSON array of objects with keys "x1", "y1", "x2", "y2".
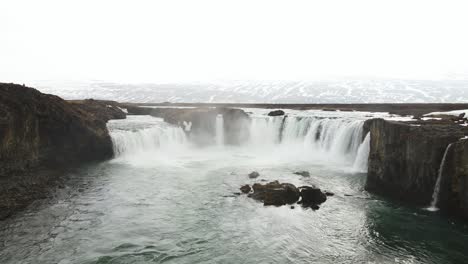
[{"x1": 33, "y1": 79, "x2": 468, "y2": 103}]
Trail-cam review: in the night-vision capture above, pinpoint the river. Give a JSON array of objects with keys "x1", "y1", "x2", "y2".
[{"x1": 1, "y1": 110, "x2": 467, "y2": 264}]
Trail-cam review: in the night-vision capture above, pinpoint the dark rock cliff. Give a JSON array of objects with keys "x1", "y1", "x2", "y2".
[
  {"x1": 0, "y1": 83, "x2": 125, "y2": 219},
  {"x1": 364, "y1": 118, "x2": 468, "y2": 205},
  {"x1": 438, "y1": 139, "x2": 468, "y2": 219}
]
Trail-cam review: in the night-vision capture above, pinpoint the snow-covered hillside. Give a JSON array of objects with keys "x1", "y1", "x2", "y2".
[{"x1": 33, "y1": 79, "x2": 468, "y2": 103}]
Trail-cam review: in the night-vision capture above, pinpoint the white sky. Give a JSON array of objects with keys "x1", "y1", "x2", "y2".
[{"x1": 1, "y1": 0, "x2": 468, "y2": 83}]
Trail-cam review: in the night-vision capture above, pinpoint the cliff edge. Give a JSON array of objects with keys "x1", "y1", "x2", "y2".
[{"x1": 0, "y1": 83, "x2": 125, "y2": 219}]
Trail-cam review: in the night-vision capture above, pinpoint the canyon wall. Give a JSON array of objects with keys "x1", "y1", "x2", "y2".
[
  {"x1": 0, "y1": 83, "x2": 126, "y2": 219},
  {"x1": 439, "y1": 139, "x2": 468, "y2": 219},
  {"x1": 364, "y1": 118, "x2": 468, "y2": 218}
]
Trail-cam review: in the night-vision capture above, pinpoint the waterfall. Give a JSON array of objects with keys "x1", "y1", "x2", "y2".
[
  {"x1": 110, "y1": 124, "x2": 188, "y2": 157},
  {"x1": 427, "y1": 143, "x2": 453, "y2": 211},
  {"x1": 247, "y1": 116, "x2": 365, "y2": 162},
  {"x1": 352, "y1": 132, "x2": 371, "y2": 172},
  {"x1": 215, "y1": 114, "x2": 224, "y2": 146},
  {"x1": 108, "y1": 115, "x2": 367, "y2": 165}
]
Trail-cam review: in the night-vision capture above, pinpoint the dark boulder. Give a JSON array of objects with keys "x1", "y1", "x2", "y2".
[
  {"x1": 248, "y1": 181, "x2": 300, "y2": 206},
  {"x1": 248, "y1": 171, "x2": 260, "y2": 179},
  {"x1": 299, "y1": 186, "x2": 327, "y2": 206},
  {"x1": 364, "y1": 118, "x2": 468, "y2": 205},
  {"x1": 267, "y1": 110, "x2": 285, "y2": 116}
]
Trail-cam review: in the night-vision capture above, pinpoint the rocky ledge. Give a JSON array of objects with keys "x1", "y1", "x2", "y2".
[
  {"x1": 363, "y1": 117, "x2": 468, "y2": 218},
  {"x1": 0, "y1": 83, "x2": 126, "y2": 219}
]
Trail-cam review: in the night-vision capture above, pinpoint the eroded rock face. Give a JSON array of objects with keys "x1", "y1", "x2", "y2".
[
  {"x1": 438, "y1": 140, "x2": 468, "y2": 219},
  {"x1": 0, "y1": 84, "x2": 118, "y2": 174},
  {"x1": 364, "y1": 118, "x2": 468, "y2": 205},
  {"x1": 0, "y1": 83, "x2": 124, "y2": 219}
]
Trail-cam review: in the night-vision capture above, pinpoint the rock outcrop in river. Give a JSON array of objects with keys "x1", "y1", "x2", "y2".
[
  {"x1": 364, "y1": 118, "x2": 468, "y2": 218},
  {"x1": 0, "y1": 83, "x2": 126, "y2": 219}
]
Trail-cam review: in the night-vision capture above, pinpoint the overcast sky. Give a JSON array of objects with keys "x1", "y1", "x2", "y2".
[{"x1": 1, "y1": 0, "x2": 468, "y2": 83}]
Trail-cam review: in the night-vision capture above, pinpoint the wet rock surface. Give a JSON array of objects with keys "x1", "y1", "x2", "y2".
[
  {"x1": 299, "y1": 186, "x2": 327, "y2": 206},
  {"x1": 242, "y1": 181, "x2": 327, "y2": 208}
]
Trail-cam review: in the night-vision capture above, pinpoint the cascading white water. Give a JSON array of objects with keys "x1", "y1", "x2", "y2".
[
  {"x1": 110, "y1": 122, "x2": 188, "y2": 157},
  {"x1": 108, "y1": 114, "x2": 367, "y2": 167},
  {"x1": 352, "y1": 132, "x2": 371, "y2": 173},
  {"x1": 247, "y1": 116, "x2": 366, "y2": 163},
  {"x1": 427, "y1": 143, "x2": 453, "y2": 211},
  {"x1": 216, "y1": 114, "x2": 224, "y2": 146}
]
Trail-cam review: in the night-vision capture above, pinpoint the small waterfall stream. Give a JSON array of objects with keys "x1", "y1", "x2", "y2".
[
  {"x1": 352, "y1": 132, "x2": 371, "y2": 172},
  {"x1": 215, "y1": 114, "x2": 225, "y2": 146},
  {"x1": 427, "y1": 143, "x2": 453, "y2": 211}
]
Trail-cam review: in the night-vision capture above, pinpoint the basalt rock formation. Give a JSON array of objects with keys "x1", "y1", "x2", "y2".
[
  {"x1": 0, "y1": 83, "x2": 125, "y2": 219},
  {"x1": 438, "y1": 139, "x2": 468, "y2": 219},
  {"x1": 364, "y1": 118, "x2": 468, "y2": 207}
]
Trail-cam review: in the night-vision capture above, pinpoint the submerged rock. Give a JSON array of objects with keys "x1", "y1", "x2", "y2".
[
  {"x1": 267, "y1": 110, "x2": 285, "y2": 116},
  {"x1": 248, "y1": 171, "x2": 260, "y2": 179},
  {"x1": 240, "y1": 185, "x2": 251, "y2": 194},
  {"x1": 293, "y1": 171, "x2": 310, "y2": 177}
]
